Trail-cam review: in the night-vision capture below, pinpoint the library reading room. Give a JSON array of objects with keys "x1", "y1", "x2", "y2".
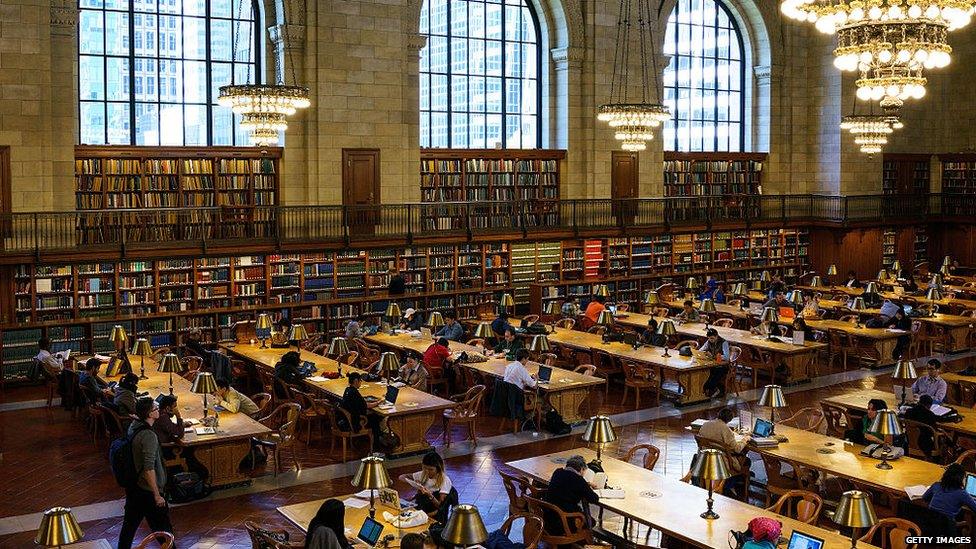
[{"x1": 7, "y1": 1, "x2": 976, "y2": 549}]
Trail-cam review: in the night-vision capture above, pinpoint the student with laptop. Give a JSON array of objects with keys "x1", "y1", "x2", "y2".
[
  {"x1": 398, "y1": 354, "x2": 428, "y2": 391},
  {"x1": 699, "y1": 328, "x2": 731, "y2": 398},
  {"x1": 740, "y1": 517, "x2": 782, "y2": 549},
  {"x1": 675, "y1": 300, "x2": 701, "y2": 322},
  {"x1": 922, "y1": 463, "x2": 976, "y2": 528},
  {"x1": 340, "y1": 373, "x2": 382, "y2": 435},
  {"x1": 399, "y1": 308, "x2": 425, "y2": 331},
  {"x1": 883, "y1": 306, "x2": 912, "y2": 359},
  {"x1": 304, "y1": 498, "x2": 353, "y2": 549},
  {"x1": 503, "y1": 349, "x2": 537, "y2": 391},
  {"x1": 398, "y1": 451, "x2": 454, "y2": 516}
]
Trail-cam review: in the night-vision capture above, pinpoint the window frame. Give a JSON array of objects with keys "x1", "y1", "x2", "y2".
[
  {"x1": 419, "y1": 0, "x2": 543, "y2": 149},
  {"x1": 78, "y1": 0, "x2": 262, "y2": 146}
]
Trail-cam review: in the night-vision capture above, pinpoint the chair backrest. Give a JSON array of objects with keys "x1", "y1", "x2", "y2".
[
  {"x1": 499, "y1": 470, "x2": 533, "y2": 514},
  {"x1": 616, "y1": 304, "x2": 630, "y2": 312},
  {"x1": 767, "y1": 490, "x2": 823, "y2": 525},
  {"x1": 674, "y1": 339, "x2": 699, "y2": 351},
  {"x1": 540, "y1": 352, "x2": 558, "y2": 366},
  {"x1": 955, "y1": 448, "x2": 976, "y2": 473},
  {"x1": 523, "y1": 495, "x2": 591, "y2": 544},
  {"x1": 778, "y1": 407, "x2": 825, "y2": 433},
  {"x1": 337, "y1": 351, "x2": 359, "y2": 366},
  {"x1": 244, "y1": 520, "x2": 293, "y2": 549},
  {"x1": 652, "y1": 306, "x2": 671, "y2": 318},
  {"x1": 454, "y1": 384, "x2": 486, "y2": 417},
  {"x1": 554, "y1": 318, "x2": 575, "y2": 330},
  {"x1": 250, "y1": 392, "x2": 272, "y2": 416},
  {"x1": 714, "y1": 318, "x2": 734, "y2": 328},
  {"x1": 624, "y1": 443, "x2": 660, "y2": 470},
  {"x1": 859, "y1": 517, "x2": 921, "y2": 549},
  {"x1": 902, "y1": 417, "x2": 945, "y2": 459},
  {"x1": 680, "y1": 469, "x2": 726, "y2": 493},
  {"x1": 820, "y1": 401, "x2": 852, "y2": 438},
  {"x1": 727, "y1": 345, "x2": 742, "y2": 363},
  {"x1": 523, "y1": 314, "x2": 540, "y2": 324},
  {"x1": 466, "y1": 338, "x2": 485, "y2": 348},
  {"x1": 838, "y1": 314, "x2": 858, "y2": 324},
  {"x1": 500, "y1": 513, "x2": 544, "y2": 549},
  {"x1": 134, "y1": 531, "x2": 175, "y2": 549},
  {"x1": 234, "y1": 320, "x2": 256, "y2": 344},
  {"x1": 762, "y1": 455, "x2": 800, "y2": 493},
  {"x1": 574, "y1": 364, "x2": 597, "y2": 376},
  {"x1": 587, "y1": 325, "x2": 606, "y2": 335}
]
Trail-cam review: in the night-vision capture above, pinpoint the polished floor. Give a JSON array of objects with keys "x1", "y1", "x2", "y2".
[{"x1": 0, "y1": 354, "x2": 960, "y2": 548}]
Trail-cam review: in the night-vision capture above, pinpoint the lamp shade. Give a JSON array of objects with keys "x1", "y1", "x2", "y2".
[
  {"x1": 543, "y1": 301, "x2": 557, "y2": 315},
  {"x1": 428, "y1": 311, "x2": 445, "y2": 329},
  {"x1": 943, "y1": 255, "x2": 952, "y2": 267},
  {"x1": 810, "y1": 275, "x2": 823, "y2": 288},
  {"x1": 596, "y1": 309, "x2": 614, "y2": 326},
  {"x1": 109, "y1": 325, "x2": 128, "y2": 346},
  {"x1": 35, "y1": 507, "x2": 83, "y2": 547},
  {"x1": 327, "y1": 337, "x2": 350, "y2": 356},
  {"x1": 686, "y1": 277, "x2": 700, "y2": 290},
  {"x1": 657, "y1": 319, "x2": 677, "y2": 336},
  {"x1": 877, "y1": 269, "x2": 889, "y2": 282},
  {"x1": 930, "y1": 274, "x2": 944, "y2": 288},
  {"x1": 351, "y1": 455, "x2": 392, "y2": 489},
  {"x1": 891, "y1": 260, "x2": 901, "y2": 272},
  {"x1": 385, "y1": 302, "x2": 401, "y2": 318},
  {"x1": 758, "y1": 384, "x2": 787, "y2": 408},
  {"x1": 689, "y1": 448, "x2": 731, "y2": 481},
  {"x1": 730, "y1": 282, "x2": 746, "y2": 296},
  {"x1": 926, "y1": 287, "x2": 943, "y2": 301},
  {"x1": 644, "y1": 291, "x2": 660, "y2": 305},
  {"x1": 892, "y1": 360, "x2": 917, "y2": 381},
  {"x1": 500, "y1": 293, "x2": 515, "y2": 308},
  {"x1": 582, "y1": 415, "x2": 617, "y2": 444},
  {"x1": 157, "y1": 353, "x2": 181, "y2": 373},
  {"x1": 594, "y1": 284, "x2": 610, "y2": 298},
  {"x1": 827, "y1": 264, "x2": 838, "y2": 276},
  {"x1": 759, "y1": 271, "x2": 771, "y2": 282},
  {"x1": 529, "y1": 335, "x2": 550, "y2": 352},
  {"x1": 751, "y1": 279, "x2": 763, "y2": 290},
  {"x1": 256, "y1": 313, "x2": 273, "y2": 330},
  {"x1": 941, "y1": 264, "x2": 952, "y2": 276},
  {"x1": 833, "y1": 490, "x2": 878, "y2": 529},
  {"x1": 760, "y1": 307, "x2": 779, "y2": 324},
  {"x1": 473, "y1": 322, "x2": 493, "y2": 338},
  {"x1": 786, "y1": 290, "x2": 803, "y2": 305},
  {"x1": 288, "y1": 324, "x2": 308, "y2": 341},
  {"x1": 378, "y1": 351, "x2": 400, "y2": 374},
  {"x1": 190, "y1": 371, "x2": 218, "y2": 394},
  {"x1": 130, "y1": 338, "x2": 152, "y2": 357},
  {"x1": 850, "y1": 297, "x2": 867, "y2": 312},
  {"x1": 868, "y1": 409, "x2": 903, "y2": 437},
  {"x1": 864, "y1": 281, "x2": 880, "y2": 295},
  {"x1": 698, "y1": 299, "x2": 717, "y2": 314},
  {"x1": 442, "y1": 504, "x2": 489, "y2": 547}
]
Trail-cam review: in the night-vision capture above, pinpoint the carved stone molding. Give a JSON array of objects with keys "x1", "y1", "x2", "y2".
[
  {"x1": 50, "y1": 0, "x2": 78, "y2": 35},
  {"x1": 754, "y1": 65, "x2": 772, "y2": 86},
  {"x1": 268, "y1": 23, "x2": 305, "y2": 50},
  {"x1": 406, "y1": 33, "x2": 428, "y2": 57},
  {"x1": 551, "y1": 46, "x2": 583, "y2": 71}
]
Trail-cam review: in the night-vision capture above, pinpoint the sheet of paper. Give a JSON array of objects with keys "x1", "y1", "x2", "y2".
[
  {"x1": 343, "y1": 497, "x2": 370, "y2": 509},
  {"x1": 596, "y1": 489, "x2": 625, "y2": 499},
  {"x1": 930, "y1": 404, "x2": 953, "y2": 416},
  {"x1": 905, "y1": 485, "x2": 929, "y2": 500},
  {"x1": 355, "y1": 489, "x2": 374, "y2": 499},
  {"x1": 307, "y1": 376, "x2": 327, "y2": 382}
]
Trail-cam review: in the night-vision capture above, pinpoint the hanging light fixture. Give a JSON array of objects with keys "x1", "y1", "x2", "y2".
[
  {"x1": 597, "y1": 0, "x2": 671, "y2": 151},
  {"x1": 840, "y1": 100, "x2": 904, "y2": 154},
  {"x1": 218, "y1": 0, "x2": 310, "y2": 146}
]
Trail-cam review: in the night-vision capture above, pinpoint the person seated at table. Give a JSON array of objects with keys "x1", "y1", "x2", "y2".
[
  {"x1": 34, "y1": 337, "x2": 64, "y2": 378},
  {"x1": 423, "y1": 338, "x2": 451, "y2": 377},
  {"x1": 434, "y1": 311, "x2": 465, "y2": 342},
  {"x1": 800, "y1": 292, "x2": 821, "y2": 318},
  {"x1": 542, "y1": 454, "x2": 599, "y2": 534},
  {"x1": 675, "y1": 300, "x2": 700, "y2": 322},
  {"x1": 885, "y1": 306, "x2": 912, "y2": 359},
  {"x1": 490, "y1": 328, "x2": 524, "y2": 360},
  {"x1": 750, "y1": 319, "x2": 784, "y2": 338},
  {"x1": 640, "y1": 318, "x2": 666, "y2": 347},
  {"x1": 789, "y1": 317, "x2": 814, "y2": 341},
  {"x1": 903, "y1": 394, "x2": 955, "y2": 458},
  {"x1": 561, "y1": 297, "x2": 581, "y2": 318},
  {"x1": 861, "y1": 288, "x2": 884, "y2": 308},
  {"x1": 762, "y1": 291, "x2": 788, "y2": 311},
  {"x1": 400, "y1": 307, "x2": 425, "y2": 332},
  {"x1": 903, "y1": 273, "x2": 920, "y2": 294},
  {"x1": 399, "y1": 354, "x2": 428, "y2": 391},
  {"x1": 274, "y1": 350, "x2": 305, "y2": 396},
  {"x1": 912, "y1": 359, "x2": 947, "y2": 404},
  {"x1": 398, "y1": 451, "x2": 453, "y2": 516},
  {"x1": 113, "y1": 373, "x2": 141, "y2": 416},
  {"x1": 584, "y1": 295, "x2": 607, "y2": 324},
  {"x1": 923, "y1": 463, "x2": 976, "y2": 528},
  {"x1": 79, "y1": 357, "x2": 113, "y2": 402},
  {"x1": 699, "y1": 408, "x2": 751, "y2": 497},
  {"x1": 845, "y1": 270, "x2": 861, "y2": 288},
  {"x1": 491, "y1": 311, "x2": 514, "y2": 338},
  {"x1": 850, "y1": 398, "x2": 891, "y2": 445},
  {"x1": 304, "y1": 498, "x2": 353, "y2": 549},
  {"x1": 700, "y1": 328, "x2": 731, "y2": 398},
  {"x1": 698, "y1": 277, "x2": 719, "y2": 302},
  {"x1": 213, "y1": 378, "x2": 259, "y2": 416},
  {"x1": 741, "y1": 517, "x2": 783, "y2": 549},
  {"x1": 153, "y1": 394, "x2": 187, "y2": 445},
  {"x1": 344, "y1": 319, "x2": 363, "y2": 339},
  {"x1": 340, "y1": 372, "x2": 382, "y2": 435},
  {"x1": 712, "y1": 282, "x2": 727, "y2": 304},
  {"x1": 184, "y1": 329, "x2": 212, "y2": 369},
  {"x1": 503, "y1": 349, "x2": 537, "y2": 391},
  {"x1": 766, "y1": 274, "x2": 786, "y2": 299}
]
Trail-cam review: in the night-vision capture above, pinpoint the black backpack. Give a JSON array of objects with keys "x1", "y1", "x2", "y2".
[
  {"x1": 109, "y1": 424, "x2": 151, "y2": 488},
  {"x1": 543, "y1": 409, "x2": 571, "y2": 435}
]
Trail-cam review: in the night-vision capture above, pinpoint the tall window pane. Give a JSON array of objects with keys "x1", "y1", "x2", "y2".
[
  {"x1": 663, "y1": 0, "x2": 746, "y2": 152},
  {"x1": 419, "y1": 0, "x2": 541, "y2": 148},
  {"x1": 78, "y1": 0, "x2": 260, "y2": 145}
]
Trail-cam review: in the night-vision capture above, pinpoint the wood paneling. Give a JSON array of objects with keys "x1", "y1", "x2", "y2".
[{"x1": 808, "y1": 227, "x2": 883, "y2": 281}]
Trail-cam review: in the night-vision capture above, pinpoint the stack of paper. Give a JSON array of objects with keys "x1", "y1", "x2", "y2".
[{"x1": 905, "y1": 485, "x2": 929, "y2": 500}]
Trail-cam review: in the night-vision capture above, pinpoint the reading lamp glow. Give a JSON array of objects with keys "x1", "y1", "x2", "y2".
[{"x1": 657, "y1": 319, "x2": 677, "y2": 356}]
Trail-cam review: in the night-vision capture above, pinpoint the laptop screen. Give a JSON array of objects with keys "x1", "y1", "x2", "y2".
[
  {"x1": 966, "y1": 473, "x2": 976, "y2": 497},
  {"x1": 787, "y1": 530, "x2": 824, "y2": 549},
  {"x1": 608, "y1": 305, "x2": 617, "y2": 315},
  {"x1": 385, "y1": 385, "x2": 399, "y2": 404},
  {"x1": 753, "y1": 417, "x2": 774, "y2": 438},
  {"x1": 538, "y1": 365, "x2": 553, "y2": 382},
  {"x1": 357, "y1": 517, "x2": 384, "y2": 545}
]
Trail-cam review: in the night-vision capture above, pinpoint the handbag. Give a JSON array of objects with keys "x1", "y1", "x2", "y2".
[{"x1": 167, "y1": 471, "x2": 211, "y2": 503}]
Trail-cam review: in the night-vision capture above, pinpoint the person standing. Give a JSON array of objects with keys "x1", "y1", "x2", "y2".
[
  {"x1": 118, "y1": 397, "x2": 173, "y2": 549},
  {"x1": 388, "y1": 268, "x2": 406, "y2": 296}
]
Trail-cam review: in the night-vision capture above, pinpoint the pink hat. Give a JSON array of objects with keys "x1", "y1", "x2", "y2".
[{"x1": 748, "y1": 517, "x2": 782, "y2": 542}]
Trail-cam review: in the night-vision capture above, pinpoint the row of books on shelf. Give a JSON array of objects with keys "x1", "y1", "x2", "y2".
[
  {"x1": 664, "y1": 160, "x2": 764, "y2": 172},
  {"x1": 74, "y1": 158, "x2": 275, "y2": 175}
]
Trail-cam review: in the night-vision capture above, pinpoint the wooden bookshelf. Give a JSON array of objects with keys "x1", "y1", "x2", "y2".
[
  {"x1": 663, "y1": 152, "x2": 766, "y2": 197},
  {"x1": 882, "y1": 153, "x2": 931, "y2": 195}
]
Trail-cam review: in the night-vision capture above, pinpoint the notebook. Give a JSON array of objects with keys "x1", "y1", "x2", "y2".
[
  {"x1": 357, "y1": 517, "x2": 384, "y2": 546},
  {"x1": 787, "y1": 530, "x2": 824, "y2": 549},
  {"x1": 538, "y1": 365, "x2": 553, "y2": 383}
]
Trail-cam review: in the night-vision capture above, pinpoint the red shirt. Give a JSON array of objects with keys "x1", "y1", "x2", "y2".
[
  {"x1": 584, "y1": 301, "x2": 606, "y2": 323},
  {"x1": 423, "y1": 343, "x2": 450, "y2": 375}
]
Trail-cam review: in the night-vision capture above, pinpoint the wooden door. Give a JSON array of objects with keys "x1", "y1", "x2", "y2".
[
  {"x1": 342, "y1": 149, "x2": 380, "y2": 235},
  {"x1": 611, "y1": 151, "x2": 639, "y2": 225}
]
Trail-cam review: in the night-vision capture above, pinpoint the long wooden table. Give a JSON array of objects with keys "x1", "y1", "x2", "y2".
[
  {"x1": 102, "y1": 355, "x2": 271, "y2": 488},
  {"x1": 823, "y1": 387, "x2": 976, "y2": 442},
  {"x1": 546, "y1": 327, "x2": 721, "y2": 405},
  {"x1": 813, "y1": 298, "x2": 973, "y2": 352},
  {"x1": 798, "y1": 285, "x2": 976, "y2": 312},
  {"x1": 365, "y1": 332, "x2": 604, "y2": 423},
  {"x1": 615, "y1": 312, "x2": 825, "y2": 384},
  {"x1": 506, "y1": 448, "x2": 876, "y2": 549},
  {"x1": 221, "y1": 342, "x2": 453, "y2": 455},
  {"x1": 278, "y1": 492, "x2": 431, "y2": 543}
]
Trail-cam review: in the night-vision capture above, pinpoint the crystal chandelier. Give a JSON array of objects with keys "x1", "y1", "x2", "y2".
[
  {"x1": 218, "y1": 0, "x2": 310, "y2": 146},
  {"x1": 597, "y1": 0, "x2": 671, "y2": 151},
  {"x1": 839, "y1": 101, "x2": 904, "y2": 154},
  {"x1": 780, "y1": 0, "x2": 971, "y2": 102}
]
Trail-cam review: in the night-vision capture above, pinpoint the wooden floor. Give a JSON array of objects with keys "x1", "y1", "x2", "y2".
[{"x1": 0, "y1": 357, "x2": 956, "y2": 547}]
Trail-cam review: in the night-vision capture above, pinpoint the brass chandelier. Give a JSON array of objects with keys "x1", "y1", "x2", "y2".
[
  {"x1": 840, "y1": 100, "x2": 903, "y2": 154},
  {"x1": 218, "y1": 0, "x2": 310, "y2": 146},
  {"x1": 781, "y1": 0, "x2": 972, "y2": 103},
  {"x1": 597, "y1": 0, "x2": 671, "y2": 151}
]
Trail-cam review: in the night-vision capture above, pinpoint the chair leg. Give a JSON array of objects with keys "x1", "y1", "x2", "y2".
[
  {"x1": 292, "y1": 445, "x2": 301, "y2": 472},
  {"x1": 469, "y1": 420, "x2": 477, "y2": 445},
  {"x1": 635, "y1": 388, "x2": 640, "y2": 410},
  {"x1": 342, "y1": 438, "x2": 347, "y2": 463},
  {"x1": 444, "y1": 418, "x2": 452, "y2": 447},
  {"x1": 622, "y1": 385, "x2": 629, "y2": 407}
]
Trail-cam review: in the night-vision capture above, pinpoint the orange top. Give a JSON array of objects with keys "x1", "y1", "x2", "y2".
[{"x1": 584, "y1": 300, "x2": 605, "y2": 323}]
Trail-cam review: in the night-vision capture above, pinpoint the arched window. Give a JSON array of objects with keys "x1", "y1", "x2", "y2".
[
  {"x1": 663, "y1": 0, "x2": 746, "y2": 152},
  {"x1": 78, "y1": 0, "x2": 260, "y2": 146},
  {"x1": 419, "y1": 0, "x2": 541, "y2": 148}
]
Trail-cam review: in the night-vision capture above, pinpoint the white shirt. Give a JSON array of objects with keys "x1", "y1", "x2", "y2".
[
  {"x1": 503, "y1": 360, "x2": 536, "y2": 390},
  {"x1": 411, "y1": 470, "x2": 453, "y2": 494},
  {"x1": 35, "y1": 350, "x2": 63, "y2": 375},
  {"x1": 698, "y1": 418, "x2": 747, "y2": 453}
]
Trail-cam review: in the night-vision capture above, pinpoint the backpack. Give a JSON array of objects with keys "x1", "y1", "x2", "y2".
[
  {"x1": 109, "y1": 424, "x2": 151, "y2": 488},
  {"x1": 167, "y1": 471, "x2": 211, "y2": 503},
  {"x1": 543, "y1": 409, "x2": 571, "y2": 435}
]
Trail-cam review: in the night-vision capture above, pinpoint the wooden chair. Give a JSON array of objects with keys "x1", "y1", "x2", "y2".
[
  {"x1": 838, "y1": 314, "x2": 859, "y2": 324},
  {"x1": 587, "y1": 325, "x2": 607, "y2": 336},
  {"x1": 727, "y1": 299, "x2": 743, "y2": 308},
  {"x1": 554, "y1": 318, "x2": 575, "y2": 330},
  {"x1": 425, "y1": 361, "x2": 450, "y2": 396},
  {"x1": 761, "y1": 455, "x2": 802, "y2": 506},
  {"x1": 652, "y1": 306, "x2": 671, "y2": 318},
  {"x1": 674, "y1": 339, "x2": 699, "y2": 352},
  {"x1": 325, "y1": 400, "x2": 373, "y2": 462},
  {"x1": 352, "y1": 338, "x2": 381, "y2": 368},
  {"x1": 621, "y1": 360, "x2": 659, "y2": 409},
  {"x1": 255, "y1": 367, "x2": 275, "y2": 398},
  {"x1": 523, "y1": 314, "x2": 541, "y2": 324},
  {"x1": 902, "y1": 418, "x2": 954, "y2": 463},
  {"x1": 680, "y1": 469, "x2": 726, "y2": 494},
  {"x1": 593, "y1": 349, "x2": 622, "y2": 395},
  {"x1": 826, "y1": 329, "x2": 851, "y2": 371},
  {"x1": 574, "y1": 364, "x2": 597, "y2": 376},
  {"x1": 499, "y1": 513, "x2": 544, "y2": 549},
  {"x1": 524, "y1": 495, "x2": 594, "y2": 547},
  {"x1": 616, "y1": 304, "x2": 630, "y2": 312},
  {"x1": 179, "y1": 355, "x2": 203, "y2": 380},
  {"x1": 466, "y1": 338, "x2": 486, "y2": 348},
  {"x1": 540, "y1": 352, "x2": 558, "y2": 366},
  {"x1": 252, "y1": 402, "x2": 301, "y2": 476},
  {"x1": 955, "y1": 449, "x2": 976, "y2": 473},
  {"x1": 821, "y1": 401, "x2": 855, "y2": 438},
  {"x1": 250, "y1": 392, "x2": 272, "y2": 418},
  {"x1": 134, "y1": 531, "x2": 175, "y2": 549},
  {"x1": 908, "y1": 321, "x2": 923, "y2": 360},
  {"x1": 725, "y1": 345, "x2": 743, "y2": 396},
  {"x1": 858, "y1": 517, "x2": 921, "y2": 549},
  {"x1": 694, "y1": 435, "x2": 749, "y2": 501},
  {"x1": 499, "y1": 470, "x2": 534, "y2": 514},
  {"x1": 244, "y1": 520, "x2": 302, "y2": 549},
  {"x1": 766, "y1": 490, "x2": 823, "y2": 525},
  {"x1": 745, "y1": 347, "x2": 776, "y2": 387},
  {"x1": 443, "y1": 384, "x2": 485, "y2": 447},
  {"x1": 713, "y1": 318, "x2": 734, "y2": 328},
  {"x1": 623, "y1": 443, "x2": 660, "y2": 470},
  {"x1": 336, "y1": 351, "x2": 359, "y2": 366},
  {"x1": 288, "y1": 387, "x2": 330, "y2": 445},
  {"x1": 778, "y1": 407, "x2": 825, "y2": 433}
]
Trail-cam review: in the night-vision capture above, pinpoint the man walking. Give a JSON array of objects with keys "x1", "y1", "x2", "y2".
[{"x1": 118, "y1": 397, "x2": 174, "y2": 549}]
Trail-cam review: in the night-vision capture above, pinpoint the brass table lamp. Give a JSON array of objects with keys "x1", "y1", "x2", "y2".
[
  {"x1": 473, "y1": 321, "x2": 493, "y2": 339},
  {"x1": 833, "y1": 490, "x2": 877, "y2": 549},
  {"x1": 863, "y1": 281, "x2": 880, "y2": 295},
  {"x1": 760, "y1": 307, "x2": 779, "y2": 340},
  {"x1": 730, "y1": 282, "x2": 747, "y2": 310},
  {"x1": 157, "y1": 353, "x2": 181, "y2": 395},
  {"x1": 827, "y1": 264, "x2": 838, "y2": 276},
  {"x1": 698, "y1": 298, "x2": 716, "y2": 328},
  {"x1": 644, "y1": 291, "x2": 660, "y2": 306},
  {"x1": 759, "y1": 270, "x2": 771, "y2": 283},
  {"x1": 582, "y1": 415, "x2": 616, "y2": 463},
  {"x1": 529, "y1": 334, "x2": 550, "y2": 353},
  {"x1": 130, "y1": 338, "x2": 152, "y2": 380},
  {"x1": 941, "y1": 263, "x2": 952, "y2": 276},
  {"x1": 442, "y1": 504, "x2": 489, "y2": 549},
  {"x1": 256, "y1": 313, "x2": 273, "y2": 348},
  {"x1": 428, "y1": 311, "x2": 445, "y2": 331},
  {"x1": 109, "y1": 324, "x2": 128, "y2": 352},
  {"x1": 849, "y1": 297, "x2": 866, "y2": 329},
  {"x1": 877, "y1": 269, "x2": 889, "y2": 283},
  {"x1": 758, "y1": 384, "x2": 787, "y2": 434},
  {"x1": 689, "y1": 449, "x2": 730, "y2": 519},
  {"x1": 287, "y1": 323, "x2": 308, "y2": 348},
  {"x1": 594, "y1": 284, "x2": 610, "y2": 298},
  {"x1": 378, "y1": 351, "x2": 400, "y2": 386},
  {"x1": 657, "y1": 319, "x2": 677, "y2": 356},
  {"x1": 191, "y1": 371, "x2": 218, "y2": 418},
  {"x1": 385, "y1": 303, "x2": 401, "y2": 335},
  {"x1": 327, "y1": 337, "x2": 349, "y2": 358},
  {"x1": 352, "y1": 455, "x2": 392, "y2": 519},
  {"x1": 786, "y1": 289, "x2": 803, "y2": 307},
  {"x1": 943, "y1": 255, "x2": 952, "y2": 267},
  {"x1": 926, "y1": 287, "x2": 943, "y2": 317},
  {"x1": 892, "y1": 360, "x2": 917, "y2": 406},
  {"x1": 499, "y1": 293, "x2": 515, "y2": 314},
  {"x1": 685, "y1": 277, "x2": 700, "y2": 298},
  {"x1": 35, "y1": 506, "x2": 83, "y2": 548},
  {"x1": 867, "y1": 410, "x2": 903, "y2": 469},
  {"x1": 810, "y1": 275, "x2": 823, "y2": 288},
  {"x1": 930, "y1": 273, "x2": 944, "y2": 289}
]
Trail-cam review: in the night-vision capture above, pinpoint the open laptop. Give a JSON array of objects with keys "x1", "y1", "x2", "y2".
[
  {"x1": 751, "y1": 417, "x2": 779, "y2": 445},
  {"x1": 966, "y1": 473, "x2": 976, "y2": 497},
  {"x1": 384, "y1": 384, "x2": 400, "y2": 405},
  {"x1": 787, "y1": 530, "x2": 824, "y2": 549},
  {"x1": 538, "y1": 364, "x2": 553, "y2": 384},
  {"x1": 356, "y1": 517, "x2": 384, "y2": 546}
]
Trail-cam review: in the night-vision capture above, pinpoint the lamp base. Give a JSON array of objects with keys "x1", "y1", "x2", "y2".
[
  {"x1": 700, "y1": 509, "x2": 720, "y2": 520},
  {"x1": 876, "y1": 459, "x2": 893, "y2": 470},
  {"x1": 662, "y1": 349, "x2": 670, "y2": 357}
]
